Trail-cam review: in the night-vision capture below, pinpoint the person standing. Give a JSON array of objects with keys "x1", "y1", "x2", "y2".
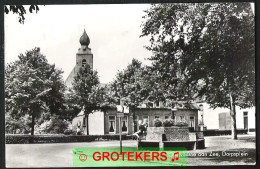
[{"x1": 133, "y1": 119, "x2": 148, "y2": 140}]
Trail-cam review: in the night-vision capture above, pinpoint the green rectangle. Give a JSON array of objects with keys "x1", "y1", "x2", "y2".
[{"x1": 73, "y1": 147, "x2": 187, "y2": 167}]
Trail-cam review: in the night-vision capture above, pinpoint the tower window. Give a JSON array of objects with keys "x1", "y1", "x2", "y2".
[{"x1": 82, "y1": 59, "x2": 87, "y2": 67}]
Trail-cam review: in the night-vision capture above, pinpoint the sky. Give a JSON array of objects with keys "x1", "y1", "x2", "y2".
[
  {"x1": 5, "y1": 4, "x2": 153, "y2": 84},
  {"x1": 5, "y1": 3, "x2": 254, "y2": 84}
]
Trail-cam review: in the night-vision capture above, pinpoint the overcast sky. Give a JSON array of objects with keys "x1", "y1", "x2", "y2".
[{"x1": 5, "y1": 4, "x2": 152, "y2": 84}]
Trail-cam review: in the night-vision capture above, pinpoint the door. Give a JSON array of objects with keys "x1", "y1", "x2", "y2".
[{"x1": 219, "y1": 112, "x2": 231, "y2": 130}]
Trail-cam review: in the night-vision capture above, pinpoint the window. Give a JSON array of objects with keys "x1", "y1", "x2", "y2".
[
  {"x1": 155, "y1": 101, "x2": 159, "y2": 107},
  {"x1": 165, "y1": 116, "x2": 169, "y2": 119},
  {"x1": 243, "y1": 112, "x2": 248, "y2": 116},
  {"x1": 155, "y1": 116, "x2": 160, "y2": 119},
  {"x1": 109, "y1": 116, "x2": 116, "y2": 133},
  {"x1": 180, "y1": 116, "x2": 185, "y2": 121},
  {"x1": 173, "y1": 115, "x2": 176, "y2": 122},
  {"x1": 82, "y1": 59, "x2": 87, "y2": 67},
  {"x1": 121, "y1": 116, "x2": 128, "y2": 133},
  {"x1": 143, "y1": 116, "x2": 149, "y2": 127},
  {"x1": 147, "y1": 102, "x2": 153, "y2": 108},
  {"x1": 77, "y1": 120, "x2": 81, "y2": 127},
  {"x1": 172, "y1": 111, "x2": 176, "y2": 121},
  {"x1": 189, "y1": 116, "x2": 195, "y2": 128}
]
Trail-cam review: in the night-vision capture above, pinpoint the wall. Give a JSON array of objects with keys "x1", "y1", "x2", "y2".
[
  {"x1": 89, "y1": 111, "x2": 104, "y2": 135},
  {"x1": 199, "y1": 102, "x2": 255, "y2": 131},
  {"x1": 72, "y1": 111, "x2": 104, "y2": 135},
  {"x1": 76, "y1": 52, "x2": 93, "y2": 70}
]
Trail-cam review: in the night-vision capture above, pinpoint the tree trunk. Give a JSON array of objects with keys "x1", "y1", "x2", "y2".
[
  {"x1": 229, "y1": 93, "x2": 237, "y2": 140},
  {"x1": 31, "y1": 112, "x2": 35, "y2": 136},
  {"x1": 86, "y1": 114, "x2": 89, "y2": 135},
  {"x1": 29, "y1": 112, "x2": 35, "y2": 143},
  {"x1": 133, "y1": 107, "x2": 137, "y2": 132}
]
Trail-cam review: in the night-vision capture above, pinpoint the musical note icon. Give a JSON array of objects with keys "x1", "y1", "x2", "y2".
[{"x1": 171, "y1": 152, "x2": 179, "y2": 162}]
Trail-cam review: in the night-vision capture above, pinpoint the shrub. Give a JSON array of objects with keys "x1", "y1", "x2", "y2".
[
  {"x1": 154, "y1": 118, "x2": 162, "y2": 127},
  {"x1": 203, "y1": 129, "x2": 247, "y2": 136},
  {"x1": 64, "y1": 129, "x2": 75, "y2": 135},
  {"x1": 175, "y1": 121, "x2": 188, "y2": 127},
  {"x1": 36, "y1": 115, "x2": 69, "y2": 134},
  {"x1": 5, "y1": 114, "x2": 31, "y2": 134},
  {"x1": 5, "y1": 134, "x2": 135, "y2": 144},
  {"x1": 163, "y1": 119, "x2": 175, "y2": 127}
]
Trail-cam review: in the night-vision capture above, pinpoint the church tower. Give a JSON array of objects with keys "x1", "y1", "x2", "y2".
[{"x1": 65, "y1": 29, "x2": 93, "y2": 88}]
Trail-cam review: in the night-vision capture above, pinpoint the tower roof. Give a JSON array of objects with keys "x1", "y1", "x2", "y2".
[{"x1": 79, "y1": 29, "x2": 90, "y2": 47}]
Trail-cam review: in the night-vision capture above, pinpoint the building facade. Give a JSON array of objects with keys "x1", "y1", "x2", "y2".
[
  {"x1": 197, "y1": 102, "x2": 255, "y2": 132},
  {"x1": 72, "y1": 105, "x2": 200, "y2": 135}
]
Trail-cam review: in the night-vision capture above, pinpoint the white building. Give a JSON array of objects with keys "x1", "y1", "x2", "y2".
[{"x1": 198, "y1": 102, "x2": 255, "y2": 132}]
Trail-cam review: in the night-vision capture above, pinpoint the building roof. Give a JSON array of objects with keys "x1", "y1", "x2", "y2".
[
  {"x1": 175, "y1": 101, "x2": 200, "y2": 110},
  {"x1": 79, "y1": 29, "x2": 90, "y2": 47}
]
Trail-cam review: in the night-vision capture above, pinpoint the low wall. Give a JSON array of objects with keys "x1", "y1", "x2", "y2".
[
  {"x1": 146, "y1": 127, "x2": 164, "y2": 141},
  {"x1": 146, "y1": 127, "x2": 190, "y2": 142},
  {"x1": 165, "y1": 127, "x2": 190, "y2": 141}
]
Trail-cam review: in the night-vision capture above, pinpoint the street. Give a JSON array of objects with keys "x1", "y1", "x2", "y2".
[{"x1": 6, "y1": 134, "x2": 255, "y2": 167}]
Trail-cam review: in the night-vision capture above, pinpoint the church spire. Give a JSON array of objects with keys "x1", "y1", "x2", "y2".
[{"x1": 79, "y1": 29, "x2": 90, "y2": 47}]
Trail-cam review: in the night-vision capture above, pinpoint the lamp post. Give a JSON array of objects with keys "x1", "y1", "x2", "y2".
[
  {"x1": 116, "y1": 100, "x2": 124, "y2": 153},
  {"x1": 199, "y1": 104, "x2": 205, "y2": 131}
]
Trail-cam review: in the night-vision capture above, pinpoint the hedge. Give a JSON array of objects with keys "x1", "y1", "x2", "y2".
[
  {"x1": 202, "y1": 129, "x2": 248, "y2": 136},
  {"x1": 6, "y1": 134, "x2": 135, "y2": 144},
  {"x1": 6, "y1": 129, "x2": 249, "y2": 144}
]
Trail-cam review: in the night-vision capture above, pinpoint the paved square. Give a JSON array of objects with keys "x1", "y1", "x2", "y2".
[{"x1": 6, "y1": 134, "x2": 255, "y2": 167}]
